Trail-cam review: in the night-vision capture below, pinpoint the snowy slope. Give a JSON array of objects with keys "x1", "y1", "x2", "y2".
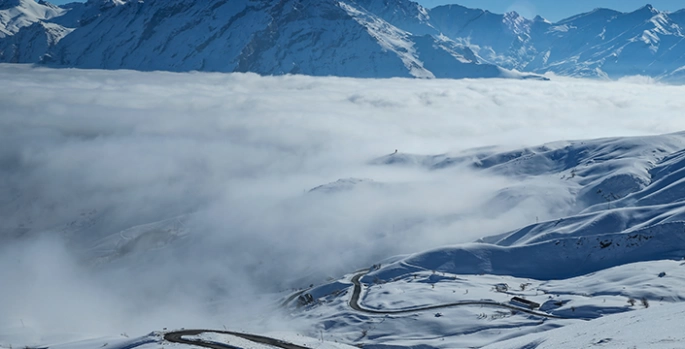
[
  {"x1": 363, "y1": 133, "x2": 685, "y2": 280},
  {"x1": 0, "y1": 20, "x2": 71, "y2": 62},
  {"x1": 483, "y1": 299, "x2": 685, "y2": 349},
  {"x1": 288, "y1": 259, "x2": 685, "y2": 348},
  {"x1": 286, "y1": 133, "x2": 685, "y2": 348},
  {"x1": 0, "y1": 0, "x2": 78, "y2": 62},
  {"x1": 4, "y1": 330, "x2": 358, "y2": 349},
  {"x1": 0, "y1": 0, "x2": 64, "y2": 38},
  {"x1": 350, "y1": 0, "x2": 437, "y2": 36}
]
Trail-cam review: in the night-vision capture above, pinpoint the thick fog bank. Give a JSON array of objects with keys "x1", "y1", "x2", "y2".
[{"x1": 1, "y1": 64, "x2": 684, "y2": 339}]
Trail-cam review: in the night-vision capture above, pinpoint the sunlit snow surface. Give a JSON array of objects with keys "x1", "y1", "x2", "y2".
[
  {"x1": 3, "y1": 65, "x2": 685, "y2": 348},
  {"x1": 297, "y1": 261, "x2": 685, "y2": 348},
  {"x1": 483, "y1": 300, "x2": 685, "y2": 349}
]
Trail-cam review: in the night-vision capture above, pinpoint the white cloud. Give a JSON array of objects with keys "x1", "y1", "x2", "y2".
[{"x1": 1, "y1": 64, "x2": 685, "y2": 340}]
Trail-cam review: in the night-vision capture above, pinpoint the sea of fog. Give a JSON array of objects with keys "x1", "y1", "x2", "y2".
[{"x1": 1, "y1": 64, "x2": 684, "y2": 341}]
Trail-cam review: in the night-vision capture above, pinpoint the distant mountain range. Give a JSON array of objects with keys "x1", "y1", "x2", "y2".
[{"x1": 2, "y1": 0, "x2": 685, "y2": 80}]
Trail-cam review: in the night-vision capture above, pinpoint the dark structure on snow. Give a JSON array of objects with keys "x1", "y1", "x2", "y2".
[{"x1": 510, "y1": 297, "x2": 540, "y2": 310}]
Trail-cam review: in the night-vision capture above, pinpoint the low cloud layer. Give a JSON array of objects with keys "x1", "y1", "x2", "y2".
[{"x1": 1, "y1": 64, "x2": 685, "y2": 342}]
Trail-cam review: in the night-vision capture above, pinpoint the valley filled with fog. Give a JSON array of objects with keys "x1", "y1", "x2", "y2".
[{"x1": 2, "y1": 64, "x2": 685, "y2": 348}]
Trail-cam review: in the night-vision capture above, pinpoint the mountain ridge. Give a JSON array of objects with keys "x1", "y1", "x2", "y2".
[{"x1": 2, "y1": 0, "x2": 685, "y2": 79}]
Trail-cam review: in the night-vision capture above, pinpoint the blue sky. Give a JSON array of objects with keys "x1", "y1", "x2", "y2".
[{"x1": 47, "y1": 1, "x2": 684, "y2": 22}]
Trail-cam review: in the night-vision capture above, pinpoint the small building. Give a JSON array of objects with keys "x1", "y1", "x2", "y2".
[
  {"x1": 510, "y1": 297, "x2": 540, "y2": 310},
  {"x1": 494, "y1": 283, "x2": 509, "y2": 292}
]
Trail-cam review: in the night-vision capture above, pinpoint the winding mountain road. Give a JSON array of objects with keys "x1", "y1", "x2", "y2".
[
  {"x1": 348, "y1": 269, "x2": 569, "y2": 319},
  {"x1": 164, "y1": 329, "x2": 311, "y2": 349},
  {"x1": 164, "y1": 268, "x2": 580, "y2": 349}
]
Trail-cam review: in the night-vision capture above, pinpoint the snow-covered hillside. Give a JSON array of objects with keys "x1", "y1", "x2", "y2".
[
  {"x1": 287, "y1": 134, "x2": 685, "y2": 348},
  {"x1": 3, "y1": 66, "x2": 685, "y2": 348},
  {"x1": 483, "y1": 299, "x2": 685, "y2": 349},
  {"x1": 0, "y1": 0, "x2": 64, "y2": 38}
]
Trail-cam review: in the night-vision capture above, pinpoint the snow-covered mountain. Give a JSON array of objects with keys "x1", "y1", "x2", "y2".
[
  {"x1": 426, "y1": 4, "x2": 685, "y2": 79},
  {"x1": 11, "y1": 0, "x2": 685, "y2": 79},
  {"x1": 0, "y1": 0, "x2": 521, "y2": 78},
  {"x1": 522, "y1": 5, "x2": 685, "y2": 79},
  {"x1": 427, "y1": 5, "x2": 552, "y2": 70}
]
